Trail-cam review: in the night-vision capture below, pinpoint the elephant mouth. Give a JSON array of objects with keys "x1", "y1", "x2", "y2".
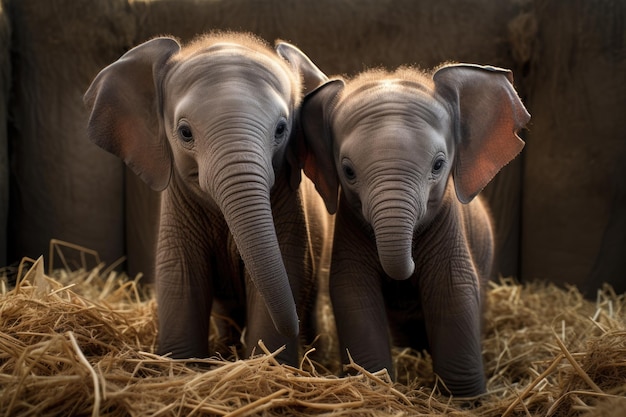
[
  {"x1": 188, "y1": 171, "x2": 199, "y2": 182},
  {"x1": 185, "y1": 171, "x2": 203, "y2": 192}
]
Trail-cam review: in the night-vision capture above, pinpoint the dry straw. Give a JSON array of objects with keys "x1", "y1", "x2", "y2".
[{"x1": 1, "y1": 242, "x2": 625, "y2": 416}]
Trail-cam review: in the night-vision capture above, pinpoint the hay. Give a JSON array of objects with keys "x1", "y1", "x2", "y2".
[{"x1": 1, "y1": 249, "x2": 625, "y2": 416}]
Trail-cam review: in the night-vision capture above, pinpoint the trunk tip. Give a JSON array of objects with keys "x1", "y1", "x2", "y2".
[
  {"x1": 274, "y1": 315, "x2": 300, "y2": 338},
  {"x1": 384, "y1": 258, "x2": 415, "y2": 280}
]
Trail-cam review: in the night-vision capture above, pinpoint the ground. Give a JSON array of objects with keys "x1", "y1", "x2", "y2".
[{"x1": 1, "y1": 246, "x2": 625, "y2": 416}]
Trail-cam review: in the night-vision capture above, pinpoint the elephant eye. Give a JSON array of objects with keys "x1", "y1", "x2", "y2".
[
  {"x1": 274, "y1": 118, "x2": 289, "y2": 144},
  {"x1": 177, "y1": 123, "x2": 193, "y2": 143},
  {"x1": 342, "y1": 159, "x2": 357, "y2": 182},
  {"x1": 432, "y1": 157, "x2": 446, "y2": 174}
]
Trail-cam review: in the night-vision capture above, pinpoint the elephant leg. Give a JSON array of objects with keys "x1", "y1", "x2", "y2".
[
  {"x1": 244, "y1": 275, "x2": 299, "y2": 365},
  {"x1": 422, "y1": 284, "x2": 484, "y2": 397},
  {"x1": 330, "y1": 209, "x2": 392, "y2": 376},
  {"x1": 155, "y1": 253, "x2": 214, "y2": 358},
  {"x1": 330, "y1": 262, "x2": 391, "y2": 375},
  {"x1": 297, "y1": 177, "x2": 335, "y2": 353},
  {"x1": 417, "y1": 238, "x2": 486, "y2": 397},
  {"x1": 211, "y1": 298, "x2": 246, "y2": 357},
  {"x1": 155, "y1": 195, "x2": 214, "y2": 359},
  {"x1": 281, "y1": 224, "x2": 320, "y2": 362}
]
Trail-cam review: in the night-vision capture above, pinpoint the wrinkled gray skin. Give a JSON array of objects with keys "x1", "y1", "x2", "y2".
[
  {"x1": 84, "y1": 33, "x2": 330, "y2": 364},
  {"x1": 300, "y1": 65, "x2": 530, "y2": 397}
]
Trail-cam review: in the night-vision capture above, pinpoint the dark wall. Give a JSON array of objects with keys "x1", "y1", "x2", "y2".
[
  {"x1": 3, "y1": 0, "x2": 625, "y2": 295},
  {"x1": 521, "y1": 0, "x2": 626, "y2": 295},
  {"x1": 6, "y1": 0, "x2": 136, "y2": 268},
  {"x1": 0, "y1": 2, "x2": 9, "y2": 267}
]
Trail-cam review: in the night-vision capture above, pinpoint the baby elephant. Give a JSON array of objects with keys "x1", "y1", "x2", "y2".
[
  {"x1": 84, "y1": 32, "x2": 330, "y2": 365},
  {"x1": 300, "y1": 65, "x2": 530, "y2": 397}
]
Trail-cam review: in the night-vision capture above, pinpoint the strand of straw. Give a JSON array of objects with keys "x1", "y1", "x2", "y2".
[{"x1": 67, "y1": 331, "x2": 101, "y2": 417}]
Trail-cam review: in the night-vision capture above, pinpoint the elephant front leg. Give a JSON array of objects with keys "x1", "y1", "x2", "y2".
[
  {"x1": 244, "y1": 277, "x2": 299, "y2": 365},
  {"x1": 419, "y1": 258, "x2": 486, "y2": 397},
  {"x1": 331, "y1": 271, "x2": 392, "y2": 375},
  {"x1": 155, "y1": 250, "x2": 214, "y2": 358},
  {"x1": 330, "y1": 221, "x2": 392, "y2": 376},
  {"x1": 155, "y1": 200, "x2": 214, "y2": 359},
  {"x1": 156, "y1": 264, "x2": 214, "y2": 359}
]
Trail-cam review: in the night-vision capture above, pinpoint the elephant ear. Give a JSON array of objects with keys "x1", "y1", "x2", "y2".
[
  {"x1": 83, "y1": 37, "x2": 181, "y2": 191},
  {"x1": 434, "y1": 64, "x2": 530, "y2": 204},
  {"x1": 275, "y1": 41, "x2": 329, "y2": 95},
  {"x1": 299, "y1": 79, "x2": 345, "y2": 214},
  {"x1": 276, "y1": 41, "x2": 330, "y2": 191}
]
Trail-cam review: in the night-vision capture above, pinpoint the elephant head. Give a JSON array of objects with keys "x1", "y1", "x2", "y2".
[
  {"x1": 300, "y1": 65, "x2": 530, "y2": 280},
  {"x1": 84, "y1": 33, "x2": 327, "y2": 339}
]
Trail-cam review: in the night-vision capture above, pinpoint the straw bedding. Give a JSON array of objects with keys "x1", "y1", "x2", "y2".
[{"x1": 1, "y1": 245, "x2": 625, "y2": 416}]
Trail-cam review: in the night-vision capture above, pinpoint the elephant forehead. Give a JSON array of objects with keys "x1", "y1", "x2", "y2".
[
  {"x1": 164, "y1": 63, "x2": 293, "y2": 125},
  {"x1": 334, "y1": 84, "x2": 451, "y2": 139},
  {"x1": 166, "y1": 48, "x2": 294, "y2": 100}
]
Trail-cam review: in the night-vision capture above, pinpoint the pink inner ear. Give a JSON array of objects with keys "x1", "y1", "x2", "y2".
[
  {"x1": 116, "y1": 117, "x2": 172, "y2": 192},
  {"x1": 454, "y1": 111, "x2": 526, "y2": 204},
  {"x1": 435, "y1": 65, "x2": 530, "y2": 204},
  {"x1": 304, "y1": 155, "x2": 338, "y2": 214}
]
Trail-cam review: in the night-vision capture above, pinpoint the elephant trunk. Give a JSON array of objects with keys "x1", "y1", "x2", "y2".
[
  {"x1": 214, "y1": 169, "x2": 299, "y2": 339},
  {"x1": 371, "y1": 200, "x2": 418, "y2": 280}
]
